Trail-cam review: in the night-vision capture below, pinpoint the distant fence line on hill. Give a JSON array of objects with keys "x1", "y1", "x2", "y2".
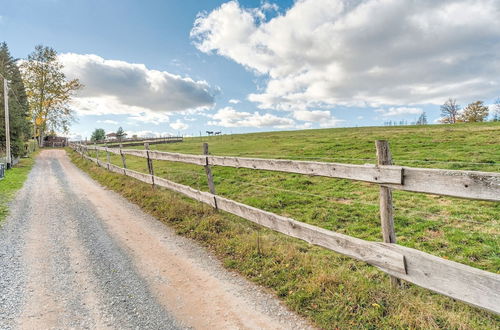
[
  {"x1": 72, "y1": 136, "x2": 183, "y2": 148},
  {"x1": 70, "y1": 141, "x2": 500, "y2": 315}
]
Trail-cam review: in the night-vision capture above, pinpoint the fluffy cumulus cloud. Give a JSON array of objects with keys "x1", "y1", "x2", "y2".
[
  {"x1": 170, "y1": 119, "x2": 189, "y2": 130},
  {"x1": 59, "y1": 53, "x2": 216, "y2": 118},
  {"x1": 191, "y1": 0, "x2": 500, "y2": 110},
  {"x1": 208, "y1": 107, "x2": 295, "y2": 128}
]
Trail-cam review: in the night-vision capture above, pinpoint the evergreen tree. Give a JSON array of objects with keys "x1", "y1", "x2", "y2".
[
  {"x1": 0, "y1": 42, "x2": 31, "y2": 158},
  {"x1": 116, "y1": 126, "x2": 126, "y2": 141}
]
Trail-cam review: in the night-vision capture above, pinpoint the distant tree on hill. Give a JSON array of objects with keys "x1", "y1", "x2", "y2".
[
  {"x1": 90, "y1": 128, "x2": 105, "y2": 142},
  {"x1": 0, "y1": 42, "x2": 31, "y2": 158},
  {"x1": 439, "y1": 98, "x2": 460, "y2": 123},
  {"x1": 458, "y1": 101, "x2": 489, "y2": 122},
  {"x1": 416, "y1": 112, "x2": 428, "y2": 125},
  {"x1": 116, "y1": 126, "x2": 126, "y2": 141}
]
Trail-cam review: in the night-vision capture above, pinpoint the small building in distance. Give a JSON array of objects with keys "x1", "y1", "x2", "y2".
[
  {"x1": 106, "y1": 132, "x2": 118, "y2": 141},
  {"x1": 43, "y1": 136, "x2": 68, "y2": 147}
]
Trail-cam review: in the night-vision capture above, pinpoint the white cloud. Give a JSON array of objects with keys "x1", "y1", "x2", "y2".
[
  {"x1": 228, "y1": 99, "x2": 241, "y2": 104},
  {"x1": 59, "y1": 53, "x2": 216, "y2": 117},
  {"x1": 293, "y1": 110, "x2": 331, "y2": 122},
  {"x1": 208, "y1": 106, "x2": 295, "y2": 128},
  {"x1": 192, "y1": 0, "x2": 500, "y2": 110},
  {"x1": 96, "y1": 119, "x2": 119, "y2": 125},
  {"x1": 125, "y1": 130, "x2": 174, "y2": 138},
  {"x1": 170, "y1": 119, "x2": 189, "y2": 130},
  {"x1": 292, "y1": 110, "x2": 343, "y2": 127},
  {"x1": 128, "y1": 112, "x2": 170, "y2": 125},
  {"x1": 375, "y1": 107, "x2": 423, "y2": 117}
]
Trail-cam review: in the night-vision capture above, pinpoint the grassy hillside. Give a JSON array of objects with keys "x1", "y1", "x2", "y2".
[{"x1": 76, "y1": 122, "x2": 500, "y2": 329}]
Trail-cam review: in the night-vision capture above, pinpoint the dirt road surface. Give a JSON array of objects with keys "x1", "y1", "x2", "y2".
[{"x1": 0, "y1": 150, "x2": 313, "y2": 330}]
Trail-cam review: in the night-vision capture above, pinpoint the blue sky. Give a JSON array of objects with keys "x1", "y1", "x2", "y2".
[{"x1": 1, "y1": 0, "x2": 499, "y2": 139}]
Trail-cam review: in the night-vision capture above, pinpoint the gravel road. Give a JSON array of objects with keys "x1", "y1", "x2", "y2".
[{"x1": 0, "y1": 150, "x2": 313, "y2": 330}]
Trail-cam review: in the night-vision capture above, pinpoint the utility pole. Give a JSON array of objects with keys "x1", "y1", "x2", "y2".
[{"x1": 3, "y1": 78, "x2": 11, "y2": 169}]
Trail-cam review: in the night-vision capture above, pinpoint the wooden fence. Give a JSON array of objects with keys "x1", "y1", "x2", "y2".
[
  {"x1": 70, "y1": 141, "x2": 500, "y2": 315},
  {"x1": 73, "y1": 136, "x2": 183, "y2": 147}
]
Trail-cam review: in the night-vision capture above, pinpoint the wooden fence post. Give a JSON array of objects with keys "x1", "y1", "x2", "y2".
[
  {"x1": 94, "y1": 142, "x2": 99, "y2": 166},
  {"x1": 119, "y1": 143, "x2": 127, "y2": 169},
  {"x1": 203, "y1": 143, "x2": 218, "y2": 210},
  {"x1": 105, "y1": 143, "x2": 111, "y2": 170},
  {"x1": 144, "y1": 142, "x2": 155, "y2": 187},
  {"x1": 375, "y1": 140, "x2": 400, "y2": 288}
]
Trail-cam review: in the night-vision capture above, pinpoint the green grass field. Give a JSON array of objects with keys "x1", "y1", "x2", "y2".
[
  {"x1": 74, "y1": 122, "x2": 500, "y2": 329},
  {"x1": 0, "y1": 153, "x2": 38, "y2": 223}
]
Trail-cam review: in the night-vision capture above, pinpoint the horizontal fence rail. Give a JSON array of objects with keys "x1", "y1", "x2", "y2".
[
  {"x1": 87, "y1": 145, "x2": 500, "y2": 201},
  {"x1": 72, "y1": 143, "x2": 500, "y2": 314}
]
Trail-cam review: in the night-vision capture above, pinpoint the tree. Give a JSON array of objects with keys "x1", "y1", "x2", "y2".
[
  {"x1": 416, "y1": 112, "x2": 428, "y2": 125},
  {"x1": 439, "y1": 98, "x2": 460, "y2": 123},
  {"x1": 90, "y1": 128, "x2": 105, "y2": 142},
  {"x1": 116, "y1": 126, "x2": 126, "y2": 141},
  {"x1": 459, "y1": 101, "x2": 489, "y2": 122},
  {"x1": 20, "y1": 45, "x2": 83, "y2": 147},
  {"x1": 0, "y1": 42, "x2": 31, "y2": 158}
]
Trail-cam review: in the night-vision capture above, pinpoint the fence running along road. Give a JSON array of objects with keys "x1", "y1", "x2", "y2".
[
  {"x1": 73, "y1": 136, "x2": 184, "y2": 148},
  {"x1": 71, "y1": 141, "x2": 500, "y2": 315}
]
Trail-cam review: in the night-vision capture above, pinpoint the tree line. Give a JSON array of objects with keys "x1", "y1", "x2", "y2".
[
  {"x1": 440, "y1": 98, "x2": 499, "y2": 123},
  {"x1": 0, "y1": 42, "x2": 82, "y2": 160}
]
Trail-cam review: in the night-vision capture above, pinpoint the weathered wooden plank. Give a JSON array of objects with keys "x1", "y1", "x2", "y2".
[
  {"x1": 120, "y1": 149, "x2": 149, "y2": 158},
  {"x1": 147, "y1": 150, "x2": 206, "y2": 165},
  {"x1": 214, "y1": 196, "x2": 406, "y2": 274},
  {"x1": 154, "y1": 176, "x2": 217, "y2": 207},
  {"x1": 382, "y1": 244, "x2": 500, "y2": 314},
  {"x1": 106, "y1": 147, "x2": 122, "y2": 155},
  {"x1": 208, "y1": 156, "x2": 404, "y2": 184},
  {"x1": 108, "y1": 163, "x2": 124, "y2": 175},
  {"x1": 124, "y1": 168, "x2": 153, "y2": 184},
  {"x1": 386, "y1": 167, "x2": 500, "y2": 201},
  {"x1": 214, "y1": 195, "x2": 500, "y2": 314}
]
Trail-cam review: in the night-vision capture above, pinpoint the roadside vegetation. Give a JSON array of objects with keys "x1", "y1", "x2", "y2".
[
  {"x1": 0, "y1": 152, "x2": 38, "y2": 223},
  {"x1": 70, "y1": 122, "x2": 499, "y2": 329}
]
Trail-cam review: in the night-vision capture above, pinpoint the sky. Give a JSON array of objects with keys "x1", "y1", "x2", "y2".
[{"x1": 1, "y1": 0, "x2": 499, "y2": 140}]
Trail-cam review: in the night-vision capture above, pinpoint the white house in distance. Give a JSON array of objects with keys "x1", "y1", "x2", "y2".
[{"x1": 105, "y1": 132, "x2": 117, "y2": 141}]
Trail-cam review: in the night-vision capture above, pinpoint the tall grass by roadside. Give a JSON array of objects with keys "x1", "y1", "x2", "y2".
[
  {"x1": 70, "y1": 122, "x2": 500, "y2": 329},
  {"x1": 0, "y1": 152, "x2": 38, "y2": 223}
]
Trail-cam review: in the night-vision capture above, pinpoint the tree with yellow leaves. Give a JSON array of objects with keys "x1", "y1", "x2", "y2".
[
  {"x1": 458, "y1": 101, "x2": 489, "y2": 123},
  {"x1": 20, "y1": 45, "x2": 82, "y2": 147}
]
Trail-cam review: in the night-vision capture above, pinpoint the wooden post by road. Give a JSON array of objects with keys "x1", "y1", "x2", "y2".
[
  {"x1": 119, "y1": 143, "x2": 127, "y2": 169},
  {"x1": 144, "y1": 142, "x2": 155, "y2": 187},
  {"x1": 203, "y1": 143, "x2": 216, "y2": 195},
  {"x1": 94, "y1": 142, "x2": 99, "y2": 166},
  {"x1": 105, "y1": 143, "x2": 111, "y2": 170},
  {"x1": 375, "y1": 140, "x2": 400, "y2": 288}
]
